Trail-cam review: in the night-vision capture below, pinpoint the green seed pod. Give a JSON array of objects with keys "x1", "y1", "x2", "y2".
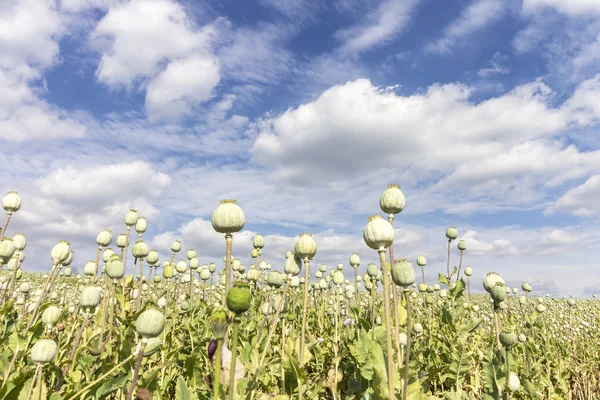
[
  {"x1": 50, "y1": 240, "x2": 71, "y2": 265},
  {"x1": 499, "y1": 331, "x2": 517, "y2": 348},
  {"x1": 106, "y1": 255, "x2": 124, "y2": 280},
  {"x1": 426, "y1": 285, "x2": 434, "y2": 293},
  {"x1": 227, "y1": 281, "x2": 251, "y2": 314},
  {"x1": 380, "y1": 184, "x2": 405, "y2": 215},
  {"x1": 464, "y1": 266, "x2": 472, "y2": 277},
  {"x1": 136, "y1": 309, "x2": 166, "y2": 340},
  {"x1": 319, "y1": 264, "x2": 327, "y2": 273},
  {"x1": 143, "y1": 337, "x2": 162, "y2": 357},
  {"x1": 445, "y1": 227, "x2": 458, "y2": 240},
  {"x1": 267, "y1": 271, "x2": 284, "y2": 288},
  {"x1": 536, "y1": 304, "x2": 546, "y2": 313},
  {"x1": 367, "y1": 263, "x2": 379, "y2": 278},
  {"x1": 457, "y1": 240, "x2": 466, "y2": 251},
  {"x1": 286, "y1": 312, "x2": 295, "y2": 322},
  {"x1": 135, "y1": 217, "x2": 147, "y2": 235},
  {"x1": 132, "y1": 239, "x2": 149, "y2": 259},
  {"x1": 41, "y1": 305, "x2": 61, "y2": 328},
  {"x1": 425, "y1": 295, "x2": 435, "y2": 305},
  {"x1": 80, "y1": 286, "x2": 101, "y2": 309},
  {"x1": 521, "y1": 282, "x2": 532, "y2": 292},
  {"x1": 284, "y1": 254, "x2": 302, "y2": 276},
  {"x1": 391, "y1": 259, "x2": 415, "y2": 288},
  {"x1": 483, "y1": 272, "x2": 505, "y2": 293},
  {"x1": 163, "y1": 264, "x2": 175, "y2": 279},
  {"x1": 2, "y1": 191, "x2": 21, "y2": 213},
  {"x1": 212, "y1": 200, "x2": 245, "y2": 234},
  {"x1": 490, "y1": 283, "x2": 507, "y2": 303},
  {"x1": 125, "y1": 209, "x2": 138, "y2": 227},
  {"x1": 363, "y1": 215, "x2": 394, "y2": 250},
  {"x1": 96, "y1": 229, "x2": 112, "y2": 248},
  {"x1": 31, "y1": 339, "x2": 58, "y2": 364},
  {"x1": 153, "y1": 275, "x2": 161, "y2": 283},
  {"x1": 295, "y1": 233, "x2": 317, "y2": 260},
  {"x1": 413, "y1": 323, "x2": 423, "y2": 334},
  {"x1": 518, "y1": 334, "x2": 526, "y2": 343},
  {"x1": 350, "y1": 252, "x2": 360, "y2": 268},
  {"x1": 333, "y1": 270, "x2": 344, "y2": 286},
  {"x1": 418, "y1": 283, "x2": 427, "y2": 292},
  {"x1": 147, "y1": 250, "x2": 159, "y2": 265},
  {"x1": 567, "y1": 298, "x2": 576, "y2": 307}
]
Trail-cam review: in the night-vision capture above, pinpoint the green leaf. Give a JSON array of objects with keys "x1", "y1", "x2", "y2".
[
  {"x1": 176, "y1": 376, "x2": 193, "y2": 400},
  {"x1": 438, "y1": 274, "x2": 448, "y2": 286},
  {"x1": 95, "y1": 374, "x2": 128, "y2": 400},
  {"x1": 458, "y1": 318, "x2": 482, "y2": 336}
]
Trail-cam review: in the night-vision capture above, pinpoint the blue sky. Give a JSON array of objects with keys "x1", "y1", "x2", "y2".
[{"x1": 2, "y1": 0, "x2": 600, "y2": 296}]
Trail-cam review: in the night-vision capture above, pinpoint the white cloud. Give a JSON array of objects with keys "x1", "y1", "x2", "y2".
[
  {"x1": 0, "y1": 0, "x2": 88, "y2": 142},
  {"x1": 522, "y1": 0, "x2": 600, "y2": 17},
  {"x1": 545, "y1": 175, "x2": 600, "y2": 216},
  {"x1": 478, "y1": 52, "x2": 510, "y2": 77},
  {"x1": 90, "y1": 0, "x2": 222, "y2": 119},
  {"x1": 460, "y1": 230, "x2": 519, "y2": 256},
  {"x1": 145, "y1": 54, "x2": 220, "y2": 120},
  {"x1": 334, "y1": 0, "x2": 419, "y2": 54},
  {"x1": 425, "y1": 0, "x2": 505, "y2": 54}
]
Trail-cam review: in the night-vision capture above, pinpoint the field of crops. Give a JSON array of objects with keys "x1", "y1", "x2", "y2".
[{"x1": 0, "y1": 186, "x2": 598, "y2": 400}]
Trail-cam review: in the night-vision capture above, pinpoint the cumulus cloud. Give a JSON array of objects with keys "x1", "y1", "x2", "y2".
[
  {"x1": 545, "y1": 175, "x2": 600, "y2": 216},
  {"x1": 90, "y1": 0, "x2": 222, "y2": 120},
  {"x1": 250, "y1": 77, "x2": 600, "y2": 214},
  {"x1": 0, "y1": 0, "x2": 87, "y2": 141}
]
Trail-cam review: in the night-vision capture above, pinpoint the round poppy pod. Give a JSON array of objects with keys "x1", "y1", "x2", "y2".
[
  {"x1": 2, "y1": 191, "x2": 21, "y2": 213},
  {"x1": 0, "y1": 238, "x2": 15, "y2": 262},
  {"x1": 391, "y1": 259, "x2": 415, "y2": 288},
  {"x1": 483, "y1": 272, "x2": 505, "y2": 293},
  {"x1": 31, "y1": 339, "x2": 57, "y2": 364},
  {"x1": 186, "y1": 249, "x2": 196, "y2": 260},
  {"x1": 96, "y1": 229, "x2": 112, "y2": 247},
  {"x1": 521, "y1": 282, "x2": 532, "y2": 292},
  {"x1": 290, "y1": 276, "x2": 300, "y2": 288},
  {"x1": 19, "y1": 282, "x2": 30, "y2": 293},
  {"x1": 146, "y1": 250, "x2": 159, "y2": 265},
  {"x1": 170, "y1": 240, "x2": 182, "y2": 253},
  {"x1": 209, "y1": 263, "x2": 217, "y2": 273},
  {"x1": 125, "y1": 209, "x2": 138, "y2": 227},
  {"x1": 84, "y1": 260, "x2": 96, "y2": 276},
  {"x1": 253, "y1": 234, "x2": 265, "y2": 249},
  {"x1": 379, "y1": 184, "x2": 405, "y2": 215},
  {"x1": 499, "y1": 331, "x2": 517, "y2": 348},
  {"x1": 418, "y1": 283, "x2": 427, "y2": 292},
  {"x1": 12, "y1": 233, "x2": 26, "y2": 252},
  {"x1": 284, "y1": 254, "x2": 302, "y2": 276},
  {"x1": 116, "y1": 234, "x2": 128, "y2": 249},
  {"x1": 80, "y1": 286, "x2": 101, "y2": 309},
  {"x1": 246, "y1": 267, "x2": 259, "y2": 282},
  {"x1": 136, "y1": 309, "x2": 165, "y2": 339},
  {"x1": 295, "y1": 233, "x2": 317, "y2": 260},
  {"x1": 267, "y1": 271, "x2": 284, "y2": 288},
  {"x1": 363, "y1": 215, "x2": 394, "y2": 250},
  {"x1": 106, "y1": 255, "x2": 124, "y2": 280},
  {"x1": 102, "y1": 248, "x2": 114, "y2": 263},
  {"x1": 212, "y1": 200, "x2": 245, "y2": 234},
  {"x1": 176, "y1": 260, "x2": 187, "y2": 274},
  {"x1": 42, "y1": 305, "x2": 61, "y2": 328},
  {"x1": 567, "y1": 298, "x2": 576, "y2": 307},
  {"x1": 464, "y1": 266, "x2": 473, "y2": 277},
  {"x1": 135, "y1": 217, "x2": 147, "y2": 235},
  {"x1": 163, "y1": 264, "x2": 175, "y2": 279},
  {"x1": 333, "y1": 270, "x2": 344, "y2": 286},
  {"x1": 490, "y1": 283, "x2": 507, "y2": 304},
  {"x1": 445, "y1": 227, "x2": 458, "y2": 240},
  {"x1": 143, "y1": 337, "x2": 162, "y2": 357},
  {"x1": 50, "y1": 240, "x2": 71, "y2": 265},
  {"x1": 457, "y1": 240, "x2": 466, "y2": 251},
  {"x1": 227, "y1": 281, "x2": 251, "y2": 314},
  {"x1": 367, "y1": 263, "x2": 379, "y2": 278},
  {"x1": 132, "y1": 240, "x2": 149, "y2": 259},
  {"x1": 350, "y1": 252, "x2": 360, "y2": 268},
  {"x1": 416, "y1": 255, "x2": 426, "y2": 267}
]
